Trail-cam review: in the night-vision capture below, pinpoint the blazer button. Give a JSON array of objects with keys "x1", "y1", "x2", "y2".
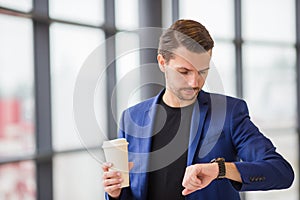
[{"x1": 249, "y1": 177, "x2": 254, "y2": 182}]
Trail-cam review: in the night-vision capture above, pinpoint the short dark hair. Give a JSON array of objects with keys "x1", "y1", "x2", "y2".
[{"x1": 158, "y1": 19, "x2": 214, "y2": 63}]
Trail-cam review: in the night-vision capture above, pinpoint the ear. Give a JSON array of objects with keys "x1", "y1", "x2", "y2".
[{"x1": 157, "y1": 54, "x2": 166, "y2": 72}]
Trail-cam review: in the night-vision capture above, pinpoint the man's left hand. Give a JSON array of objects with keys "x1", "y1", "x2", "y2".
[{"x1": 182, "y1": 163, "x2": 219, "y2": 196}]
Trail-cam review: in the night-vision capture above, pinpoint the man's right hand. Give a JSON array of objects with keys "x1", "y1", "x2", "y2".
[
  {"x1": 102, "y1": 162, "x2": 134, "y2": 199},
  {"x1": 102, "y1": 162, "x2": 123, "y2": 199}
]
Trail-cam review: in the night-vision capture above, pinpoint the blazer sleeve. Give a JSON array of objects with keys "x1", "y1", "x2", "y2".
[{"x1": 230, "y1": 100, "x2": 294, "y2": 191}]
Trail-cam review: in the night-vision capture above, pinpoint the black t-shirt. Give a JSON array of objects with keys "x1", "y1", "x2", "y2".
[{"x1": 147, "y1": 99, "x2": 194, "y2": 200}]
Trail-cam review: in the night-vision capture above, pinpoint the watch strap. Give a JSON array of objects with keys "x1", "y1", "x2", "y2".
[{"x1": 210, "y1": 157, "x2": 226, "y2": 179}]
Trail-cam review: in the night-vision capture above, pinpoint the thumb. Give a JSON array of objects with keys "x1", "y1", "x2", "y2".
[{"x1": 182, "y1": 188, "x2": 193, "y2": 196}]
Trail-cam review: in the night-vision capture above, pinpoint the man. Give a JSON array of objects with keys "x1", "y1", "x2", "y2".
[{"x1": 102, "y1": 19, "x2": 294, "y2": 199}]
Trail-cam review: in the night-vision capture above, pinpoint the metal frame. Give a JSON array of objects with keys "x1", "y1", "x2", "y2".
[
  {"x1": 139, "y1": 0, "x2": 164, "y2": 100},
  {"x1": 295, "y1": 0, "x2": 300, "y2": 199},
  {"x1": 32, "y1": 0, "x2": 53, "y2": 199},
  {"x1": 172, "y1": 0, "x2": 179, "y2": 22},
  {"x1": 234, "y1": 0, "x2": 243, "y2": 99},
  {"x1": 104, "y1": 0, "x2": 118, "y2": 139}
]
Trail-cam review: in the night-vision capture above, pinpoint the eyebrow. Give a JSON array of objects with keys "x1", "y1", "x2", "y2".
[{"x1": 177, "y1": 66, "x2": 210, "y2": 71}]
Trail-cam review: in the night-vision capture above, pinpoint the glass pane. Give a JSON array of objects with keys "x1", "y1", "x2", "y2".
[
  {"x1": 0, "y1": 0, "x2": 32, "y2": 12},
  {"x1": 53, "y1": 151, "x2": 104, "y2": 200},
  {"x1": 246, "y1": 129, "x2": 298, "y2": 200},
  {"x1": 49, "y1": 0, "x2": 104, "y2": 26},
  {"x1": 179, "y1": 0, "x2": 234, "y2": 39},
  {"x1": 115, "y1": 0, "x2": 138, "y2": 30},
  {"x1": 243, "y1": 44, "x2": 296, "y2": 128},
  {"x1": 242, "y1": 0, "x2": 295, "y2": 43},
  {"x1": 116, "y1": 32, "x2": 140, "y2": 121},
  {"x1": 0, "y1": 161, "x2": 36, "y2": 199},
  {"x1": 205, "y1": 42, "x2": 236, "y2": 97},
  {"x1": 0, "y1": 14, "x2": 35, "y2": 157},
  {"x1": 50, "y1": 23, "x2": 106, "y2": 150}
]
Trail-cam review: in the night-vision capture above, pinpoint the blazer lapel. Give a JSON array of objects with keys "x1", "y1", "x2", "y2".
[
  {"x1": 139, "y1": 90, "x2": 164, "y2": 160},
  {"x1": 187, "y1": 91, "x2": 209, "y2": 166},
  {"x1": 138, "y1": 91, "x2": 164, "y2": 199}
]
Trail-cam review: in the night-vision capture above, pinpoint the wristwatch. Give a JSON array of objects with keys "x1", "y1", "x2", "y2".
[{"x1": 210, "y1": 157, "x2": 226, "y2": 179}]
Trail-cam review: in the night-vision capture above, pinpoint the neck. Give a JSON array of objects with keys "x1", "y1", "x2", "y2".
[{"x1": 162, "y1": 90, "x2": 196, "y2": 108}]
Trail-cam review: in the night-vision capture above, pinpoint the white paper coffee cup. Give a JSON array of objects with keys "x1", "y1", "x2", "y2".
[{"x1": 102, "y1": 138, "x2": 129, "y2": 187}]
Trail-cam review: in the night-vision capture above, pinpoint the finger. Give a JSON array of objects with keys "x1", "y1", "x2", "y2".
[
  {"x1": 102, "y1": 162, "x2": 113, "y2": 172},
  {"x1": 103, "y1": 177, "x2": 123, "y2": 187},
  {"x1": 182, "y1": 175, "x2": 201, "y2": 187},
  {"x1": 104, "y1": 184, "x2": 122, "y2": 193},
  {"x1": 182, "y1": 186, "x2": 201, "y2": 196},
  {"x1": 129, "y1": 162, "x2": 134, "y2": 170},
  {"x1": 192, "y1": 175, "x2": 202, "y2": 185},
  {"x1": 182, "y1": 174, "x2": 202, "y2": 193},
  {"x1": 103, "y1": 171, "x2": 121, "y2": 179},
  {"x1": 185, "y1": 181, "x2": 201, "y2": 190},
  {"x1": 182, "y1": 188, "x2": 194, "y2": 196},
  {"x1": 182, "y1": 182, "x2": 200, "y2": 194}
]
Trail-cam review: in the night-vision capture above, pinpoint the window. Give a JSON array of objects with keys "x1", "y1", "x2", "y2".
[
  {"x1": 49, "y1": 0, "x2": 104, "y2": 26},
  {"x1": 115, "y1": 32, "x2": 140, "y2": 121},
  {"x1": 53, "y1": 151, "x2": 103, "y2": 199},
  {"x1": 206, "y1": 42, "x2": 236, "y2": 96},
  {"x1": 0, "y1": 0, "x2": 32, "y2": 12},
  {"x1": 180, "y1": 0, "x2": 234, "y2": 40},
  {"x1": 0, "y1": 14, "x2": 35, "y2": 157},
  {"x1": 50, "y1": 23, "x2": 105, "y2": 151},
  {"x1": 242, "y1": 0, "x2": 295, "y2": 43},
  {"x1": 0, "y1": 161, "x2": 36, "y2": 199},
  {"x1": 115, "y1": 0, "x2": 138, "y2": 30},
  {"x1": 243, "y1": 45, "x2": 296, "y2": 127}
]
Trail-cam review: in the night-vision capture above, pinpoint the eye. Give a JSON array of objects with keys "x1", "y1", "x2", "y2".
[
  {"x1": 179, "y1": 71, "x2": 188, "y2": 75},
  {"x1": 199, "y1": 69, "x2": 209, "y2": 75},
  {"x1": 178, "y1": 69, "x2": 189, "y2": 74}
]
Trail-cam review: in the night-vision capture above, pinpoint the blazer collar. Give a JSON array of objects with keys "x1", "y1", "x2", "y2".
[{"x1": 138, "y1": 90, "x2": 210, "y2": 198}]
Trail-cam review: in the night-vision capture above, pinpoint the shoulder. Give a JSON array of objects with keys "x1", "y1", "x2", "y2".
[
  {"x1": 200, "y1": 91, "x2": 248, "y2": 112},
  {"x1": 127, "y1": 96, "x2": 156, "y2": 111},
  {"x1": 201, "y1": 90, "x2": 245, "y2": 104},
  {"x1": 121, "y1": 96, "x2": 157, "y2": 118},
  {"x1": 120, "y1": 90, "x2": 163, "y2": 123},
  {"x1": 119, "y1": 96, "x2": 157, "y2": 127}
]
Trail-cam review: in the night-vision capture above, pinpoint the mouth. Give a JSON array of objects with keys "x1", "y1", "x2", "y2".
[{"x1": 182, "y1": 88, "x2": 199, "y2": 95}]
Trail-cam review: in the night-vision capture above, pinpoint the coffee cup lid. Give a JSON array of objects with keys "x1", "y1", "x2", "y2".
[{"x1": 102, "y1": 138, "x2": 128, "y2": 148}]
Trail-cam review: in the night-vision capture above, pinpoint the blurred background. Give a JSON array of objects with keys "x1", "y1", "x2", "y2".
[{"x1": 0, "y1": 0, "x2": 298, "y2": 199}]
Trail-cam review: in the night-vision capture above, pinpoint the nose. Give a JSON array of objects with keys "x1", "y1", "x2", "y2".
[{"x1": 187, "y1": 72, "x2": 200, "y2": 88}]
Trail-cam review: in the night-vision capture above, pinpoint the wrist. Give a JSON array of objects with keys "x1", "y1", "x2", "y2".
[{"x1": 210, "y1": 162, "x2": 219, "y2": 179}]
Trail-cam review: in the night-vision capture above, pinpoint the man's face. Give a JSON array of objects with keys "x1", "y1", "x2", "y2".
[{"x1": 158, "y1": 46, "x2": 212, "y2": 106}]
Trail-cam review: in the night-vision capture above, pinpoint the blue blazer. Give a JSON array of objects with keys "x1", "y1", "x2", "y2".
[{"x1": 106, "y1": 90, "x2": 294, "y2": 200}]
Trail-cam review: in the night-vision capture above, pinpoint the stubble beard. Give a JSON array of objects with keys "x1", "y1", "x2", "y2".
[{"x1": 175, "y1": 88, "x2": 200, "y2": 101}]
